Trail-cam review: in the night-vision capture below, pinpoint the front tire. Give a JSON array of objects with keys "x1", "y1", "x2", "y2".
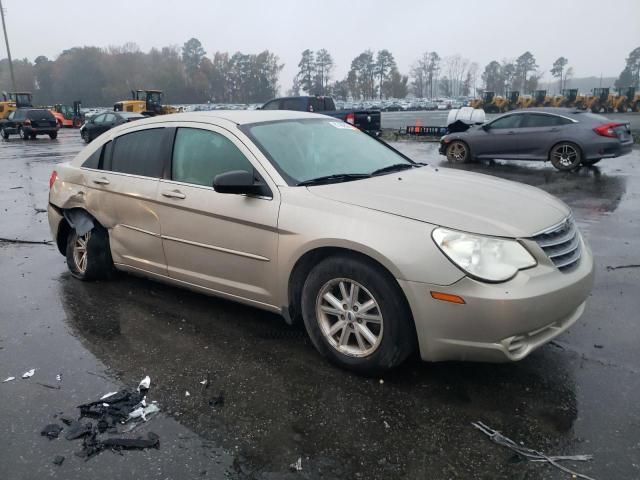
[
  {"x1": 1, "y1": 128, "x2": 8, "y2": 140},
  {"x1": 65, "y1": 224, "x2": 114, "y2": 281},
  {"x1": 446, "y1": 140, "x2": 470, "y2": 163},
  {"x1": 82, "y1": 130, "x2": 90, "y2": 143},
  {"x1": 550, "y1": 142, "x2": 582, "y2": 171},
  {"x1": 18, "y1": 127, "x2": 27, "y2": 140},
  {"x1": 301, "y1": 255, "x2": 415, "y2": 374},
  {"x1": 49, "y1": 132, "x2": 58, "y2": 140}
]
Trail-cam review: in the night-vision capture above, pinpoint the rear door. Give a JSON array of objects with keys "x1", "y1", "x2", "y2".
[
  {"x1": 473, "y1": 114, "x2": 524, "y2": 158},
  {"x1": 84, "y1": 127, "x2": 171, "y2": 275},
  {"x1": 154, "y1": 124, "x2": 280, "y2": 307},
  {"x1": 515, "y1": 113, "x2": 575, "y2": 159}
]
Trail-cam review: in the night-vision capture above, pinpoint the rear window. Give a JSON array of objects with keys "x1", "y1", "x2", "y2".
[
  {"x1": 110, "y1": 129, "x2": 165, "y2": 177},
  {"x1": 282, "y1": 98, "x2": 305, "y2": 111},
  {"x1": 27, "y1": 110, "x2": 54, "y2": 120}
]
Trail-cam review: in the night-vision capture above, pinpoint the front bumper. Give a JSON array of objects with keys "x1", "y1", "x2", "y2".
[{"x1": 399, "y1": 236, "x2": 594, "y2": 362}]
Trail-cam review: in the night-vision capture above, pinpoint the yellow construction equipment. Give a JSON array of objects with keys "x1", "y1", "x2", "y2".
[
  {"x1": 557, "y1": 89, "x2": 579, "y2": 107},
  {"x1": 471, "y1": 91, "x2": 509, "y2": 112},
  {"x1": 516, "y1": 94, "x2": 534, "y2": 109},
  {"x1": 0, "y1": 91, "x2": 33, "y2": 119},
  {"x1": 612, "y1": 87, "x2": 636, "y2": 112},
  {"x1": 581, "y1": 88, "x2": 610, "y2": 113},
  {"x1": 531, "y1": 90, "x2": 552, "y2": 107},
  {"x1": 113, "y1": 89, "x2": 178, "y2": 116},
  {"x1": 631, "y1": 88, "x2": 640, "y2": 112},
  {"x1": 505, "y1": 90, "x2": 520, "y2": 110}
]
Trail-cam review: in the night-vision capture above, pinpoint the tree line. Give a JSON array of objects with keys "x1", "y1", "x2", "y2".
[{"x1": 1, "y1": 38, "x2": 638, "y2": 106}]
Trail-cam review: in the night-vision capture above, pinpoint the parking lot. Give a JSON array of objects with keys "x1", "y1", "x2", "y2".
[{"x1": 1, "y1": 128, "x2": 639, "y2": 479}]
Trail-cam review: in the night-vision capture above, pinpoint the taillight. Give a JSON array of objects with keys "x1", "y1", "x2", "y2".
[
  {"x1": 345, "y1": 112, "x2": 355, "y2": 125},
  {"x1": 593, "y1": 122, "x2": 623, "y2": 138},
  {"x1": 49, "y1": 170, "x2": 57, "y2": 189}
]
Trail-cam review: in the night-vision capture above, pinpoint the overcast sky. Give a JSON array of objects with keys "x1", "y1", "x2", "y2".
[{"x1": 3, "y1": 0, "x2": 639, "y2": 89}]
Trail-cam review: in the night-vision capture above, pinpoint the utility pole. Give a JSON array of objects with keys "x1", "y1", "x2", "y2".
[{"x1": 0, "y1": 0, "x2": 17, "y2": 92}]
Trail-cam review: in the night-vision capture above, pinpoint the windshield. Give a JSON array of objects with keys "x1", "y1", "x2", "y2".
[{"x1": 244, "y1": 119, "x2": 412, "y2": 185}]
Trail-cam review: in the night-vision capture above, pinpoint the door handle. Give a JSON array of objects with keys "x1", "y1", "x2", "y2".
[
  {"x1": 92, "y1": 177, "x2": 110, "y2": 185},
  {"x1": 162, "y1": 190, "x2": 186, "y2": 199}
]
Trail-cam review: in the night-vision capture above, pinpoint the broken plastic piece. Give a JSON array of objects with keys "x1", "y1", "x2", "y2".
[
  {"x1": 472, "y1": 421, "x2": 595, "y2": 480},
  {"x1": 208, "y1": 391, "x2": 225, "y2": 408},
  {"x1": 64, "y1": 209, "x2": 94, "y2": 236},
  {"x1": 137, "y1": 376, "x2": 150, "y2": 392},
  {"x1": 289, "y1": 457, "x2": 302, "y2": 472},
  {"x1": 65, "y1": 421, "x2": 93, "y2": 440},
  {"x1": 52, "y1": 455, "x2": 65, "y2": 466},
  {"x1": 100, "y1": 391, "x2": 118, "y2": 400},
  {"x1": 127, "y1": 403, "x2": 160, "y2": 422},
  {"x1": 22, "y1": 369, "x2": 35, "y2": 379},
  {"x1": 56, "y1": 374, "x2": 62, "y2": 382},
  {"x1": 185, "y1": 391, "x2": 191, "y2": 397},
  {"x1": 3, "y1": 376, "x2": 15, "y2": 382},
  {"x1": 102, "y1": 432, "x2": 160, "y2": 451},
  {"x1": 41, "y1": 424, "x2": 63, "y2": 440}
]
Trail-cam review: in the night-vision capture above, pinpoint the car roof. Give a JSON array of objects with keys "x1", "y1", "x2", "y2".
[
  {"x1": 119, "y1": 110, "x2": 326, "y2": 126},
  {"x1": 505, "y1": 107, "x2": 581, "y2": 116}
]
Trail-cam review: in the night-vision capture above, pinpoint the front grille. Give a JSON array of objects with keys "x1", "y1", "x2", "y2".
[{"x1": 532, "y1": 216, "x2": 581, "y2": 272}]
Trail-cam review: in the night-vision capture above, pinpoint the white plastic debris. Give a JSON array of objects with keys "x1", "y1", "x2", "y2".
[
  {"x1": 185, "y1": 391, "x2": 191, "y2": 397},
  {"x1": 56, "y1": 374, "x2": 62, "y2": 382},
  {"x1": 100, "y1": 391, "x2": 118, "y2": 400},
  {"x1": 383, "y1": 420, "x2": 391, "y2": 429},
  {"x1": 3, "y1": 376, "x2": 15, "y2": 383},
  {"x1": 200, "y1": 379, "x2": 208, "y2": 386},
  {"x1": 137, "y1": 376, "x2": 151, "y2": 392},
  {"x1": 102, "y1": 403, "x2": 109, "y2": 407},
  {"x1": 289, "y1": 457, "x2": 302, "y2": 472},
  {"x1": 127, "y1": 403, "x2": 160, "y2": 422},
  {"x1": 22, "y1": 369, "x2": 35, "y2": 379}
]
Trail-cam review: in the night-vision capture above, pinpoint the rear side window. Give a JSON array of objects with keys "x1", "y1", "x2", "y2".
[
  {"x1": 82, "y1": 146, "x2": 102, "y2": 169},
  {"x1": 309, "y1": 98, "x2": 323, "y2": 112},
  {"x1": 110, "y1": 129, "x2": 165, "y2": 177},
  {"x1": 523, "y1": 114, "x2": 572, "y2": 127},
  {"x1": 171, "y1": 128, "x2": 254, "y2": 187}
]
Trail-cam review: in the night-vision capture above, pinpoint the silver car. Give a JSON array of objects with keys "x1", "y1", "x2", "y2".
[
  {"x1": 48, "y1": 111, "x2": 594, "y2": 373},
  {"x1": 440, "y1": 108, "x2": 633, "y2": 171}
]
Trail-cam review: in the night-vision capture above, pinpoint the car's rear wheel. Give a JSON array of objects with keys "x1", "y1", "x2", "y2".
[
  {"x1": 49, "y1": 132, "x2": 58, "y2": 140},
  {"x1": 301, "y1": 255, "x2": 415, "y2": 374},
  {"x1": 550, "y1": 142, "x2": 581, "y2": 171},
  {"x1": 581, "y1": 158, "x2": 601, "y2": 166},
  {"x1": 66, "y1": 224, "x2": 114, "y2": 281},
  {"x1": 446, "y1": 140, "x2": 470, "y2": 163},
  {"x1": 1, "y1": 128, "x2": 8, "y2": 140},
  {"x1": 18, "y1": 127, "x2": 27, "y2": 140}
]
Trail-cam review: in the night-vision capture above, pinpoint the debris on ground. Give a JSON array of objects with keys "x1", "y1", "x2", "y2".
[
  {"x1": 56, "y1": 374, "x2": 62, "y2": 382},
  {"x1": 0, "y1": 237, "x2": 53, "y2": 245},
  {"x1": 185, "y1": 390, "x2": 191, "y2": 397},
  {"x1": 36, "y1": 382, "x2": 61, "y2": 390},
  {"x1": 208, "y1": 391, "x2": 225, "y2": 408},
  {"x1": 137, "y1": 376, "x2": 150, "y2": 392},
  {"x1": 383, "y1": 420, "x2": 391, "y2": 429},
  {"x1": 289, "y1": 457, "x2": 303, "y2": 472},
  {"x1": 3, "y1": 376, "x2": 15, "y2": 382},
  {"x1": 606, "y1": 264, "x2": 640, "y2": 271},
  {"x1": 38, "y1": 375, "x2": 161, "y2": 461},
  {"x1": 472, "y1": 421, "x2": 595, "y2": 480},
  {"x1": 22, "y1": 369, "x2": 35, "y2": 379},
  {"x1": 41, "y1": 424, "x2": 63, "y2": 440},
  {"x1": 52, "y1": 455, "x2": 65, "y2": 466},
  {"x1": 594, "y1": 344, "x2": 604, "y2": 349}
]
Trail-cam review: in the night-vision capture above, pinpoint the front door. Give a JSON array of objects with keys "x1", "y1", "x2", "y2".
[
  {"x1": 155, "y1": 125, "x2": 280, "y2": 308},
  {"x1": 473, "y1": 113, "x2": 524, "y2": 159}
]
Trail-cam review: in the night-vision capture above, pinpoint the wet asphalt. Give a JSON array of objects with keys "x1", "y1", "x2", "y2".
[{"x1": 0, "y1": 129, "x2": 639, "y2": 480}]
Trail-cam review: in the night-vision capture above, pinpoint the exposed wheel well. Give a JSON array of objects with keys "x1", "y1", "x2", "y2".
[
  {"x1": 55, "y1": 208, "x2": 106, "y2": 256},
  {"x1": 287, "y1": 247, "x2": 414, "y2": 329}
]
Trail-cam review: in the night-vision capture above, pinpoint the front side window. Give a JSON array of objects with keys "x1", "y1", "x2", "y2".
[
  {"x1": 489, "y1": 114, "x2": 523, "y2": 129},
  {"x1": 244, "y1": 119, "x2": 412, "y2": 185},
  {"x1": 282, "y1": 98, "x2": 305, "y2": 111},
  {"x1": 172, "y1": 128, "x2": 254, "y2": 187},
  {"x1": 92, "y1": 114, "x2": 106, "y2": 124},
  {"x1": 261, "y1": 100, "x2": 280, "y2": 110},
  {"x1": 104, "y1": 113, "x2": 116, "y2": 123},
  {"x1": 110, "y1": 128, "x2": 165, "y2": 177}
]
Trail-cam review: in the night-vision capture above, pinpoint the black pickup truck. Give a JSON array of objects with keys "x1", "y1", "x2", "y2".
[{"x1": 261, "y1": 96, "x2": 381, "y2": 135}]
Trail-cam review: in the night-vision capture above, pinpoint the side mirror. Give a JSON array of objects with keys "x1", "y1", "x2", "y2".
[
  {"x1": 213, "y1": 170, "x2": 270, "y2": 197},
  {"x1": 481, "y1": 124, "x2": 491, "y2": 131}
]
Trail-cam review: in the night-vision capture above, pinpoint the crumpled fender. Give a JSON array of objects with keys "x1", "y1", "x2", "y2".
[{"x1": 63, "y1": 209, "x2": 94, "y2": 236}]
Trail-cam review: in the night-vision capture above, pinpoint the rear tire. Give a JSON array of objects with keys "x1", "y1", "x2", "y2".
[
  {"x1": 446, "y1": 140, "x2": 471, "y2": 163},
  {"x1": 18, "y1": 127, "x2": 27, "y2": 140},
  {"x1": 82, "y1": 130, "x2": 90, "y2": 143},
  {"x1": 550, "y1": 142, "x2": 582, "y2": 171},
  {"x1": 65, "y1": 224, "x2": 114, "y2": 281},
  {"x1": 1, "y1": 128, "x2": 8, "y2": 140},
  {"x1": 49, "y1": 132, "x2": 58, "y2": 140},
  {"x1": 301, "y1": 255, "x2": 415, "y2": 374}
]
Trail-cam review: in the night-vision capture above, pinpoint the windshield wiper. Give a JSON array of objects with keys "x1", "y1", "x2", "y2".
[
  {"x1": 297, "y1": 173, "x2": 370, "y2": 187},
  {"x1": 370, "y1": 163, "x2": 419, "y2": 176}
]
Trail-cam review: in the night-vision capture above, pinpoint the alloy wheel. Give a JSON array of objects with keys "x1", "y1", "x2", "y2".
[
  {"x1": 447, "y1": 142, "x2": 467, "y2": 162},
  {"x1": 316, "y1": 278, "x2": 384, "y2": 357},
  {"x1": 72, "y1": 231, "x2": 91, "y2": 274},
  {"x1": 552, "y1": 144, "x2": 578, "y2": 167}
]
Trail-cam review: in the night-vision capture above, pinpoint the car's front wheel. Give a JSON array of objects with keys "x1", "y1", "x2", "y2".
[
  {"x1": 1, "y1": 128, "x2": 8, "y2": 140},
  {"x1": 301, "y1": 255, "x2": 415, "y2": 374},
  {"x1": 66, "y1": 224, "x2": 114, "y2": 281},
  {"x1": 49, "y1": 132, "x2": 58, "y2": 140},
  {"x1": 81, "y1": 130, "x2": 90, "y2": 143},
  {"x1": 446, "y1": 140, "x2": 470, "y2": 163},
  {"x1": 18, "y1": 127, "x2": 27, "y2": 140},
  {"x1": 550, "y1": 142, "x2": 581, "y2": 171}
]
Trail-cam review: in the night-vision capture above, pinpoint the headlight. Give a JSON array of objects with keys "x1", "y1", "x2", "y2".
[{"x1": 432, "y1": 227, "x2": 536, "y2": 282}]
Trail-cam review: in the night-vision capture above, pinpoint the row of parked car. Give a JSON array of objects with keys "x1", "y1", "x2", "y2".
[{"x1": 337, "y1": 98, "x2": 467, "y2": 112}]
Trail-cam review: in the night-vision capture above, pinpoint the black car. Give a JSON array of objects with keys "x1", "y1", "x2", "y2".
[
  {"x1": 1, "y1": 108, "x2": 59, "y2": 140},
  {"x1": 80, "y1": 111, "x2": 146, "y2": 143}
]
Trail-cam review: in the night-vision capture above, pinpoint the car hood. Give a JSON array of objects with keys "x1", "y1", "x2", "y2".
[{"x1": 307, "y1": 167, "x2": 570, "y2": 238}]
